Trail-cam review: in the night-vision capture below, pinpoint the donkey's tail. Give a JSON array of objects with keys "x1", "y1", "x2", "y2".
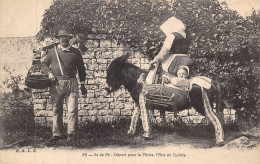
[{"x1": 215, "y1": 81, "x2": 224, "y2": 124}]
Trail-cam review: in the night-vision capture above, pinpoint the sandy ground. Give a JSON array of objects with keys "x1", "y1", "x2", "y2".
[
  {"x1": 1, "y1": 143, "x2": 259, "y2": 164},
  {"x1": 1, "y1": 129, "x2": 260, "y2": 164}
]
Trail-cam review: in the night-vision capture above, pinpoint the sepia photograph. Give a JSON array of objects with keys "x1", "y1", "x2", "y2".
[{"x1": 0, "y1": 0, "x2": 259, "y2": 163}]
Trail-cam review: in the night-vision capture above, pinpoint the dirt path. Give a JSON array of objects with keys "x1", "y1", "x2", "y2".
[{"x1": 1, "y1": 126, "x2": 260, "y2": 164}]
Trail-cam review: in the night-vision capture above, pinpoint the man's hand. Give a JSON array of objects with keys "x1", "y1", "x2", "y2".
[
  {"x1": 48, "y1": 72, "x2": 56, "y2": 81},
  {"x1": 80, "y1": 84, "x2": 87, "y2": 98},
  {"x1": 149, "y1": 59, "x2": 159, "y2": 70}
]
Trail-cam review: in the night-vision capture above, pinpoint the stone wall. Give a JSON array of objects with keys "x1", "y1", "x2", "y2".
[{"x1": 32, "y1": 35, "x2": 236, "y2": 126}]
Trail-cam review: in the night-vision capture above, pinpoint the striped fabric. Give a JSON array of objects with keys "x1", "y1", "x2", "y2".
[
  {"x1": 201, "y1": 87, "x2": 224, "y2": 144},
  {"x1": 128, "y1": 93, "x2": 151, "y2": 138}
]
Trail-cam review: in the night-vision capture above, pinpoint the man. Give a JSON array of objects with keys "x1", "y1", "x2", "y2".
[{"x1": 41, "y1": 27, "x2": 87, "y2": 142}]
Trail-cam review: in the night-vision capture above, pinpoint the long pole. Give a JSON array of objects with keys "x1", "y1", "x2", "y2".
[{"x1": 54, "y1": 46, "x2": 64, "y2": 75}]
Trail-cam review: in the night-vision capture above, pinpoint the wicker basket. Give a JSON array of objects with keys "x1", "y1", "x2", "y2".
[
  {"x1": 25, "y1": 65, "x2": 52, "y2": 89},
  {"x1": 142, "y1": 84, "x2": 189, "y2": 108}
]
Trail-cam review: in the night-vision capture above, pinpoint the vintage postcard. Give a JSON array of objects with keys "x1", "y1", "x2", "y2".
[{"x1": 0, "y1": 0, "x2": 259, "y2": 164}]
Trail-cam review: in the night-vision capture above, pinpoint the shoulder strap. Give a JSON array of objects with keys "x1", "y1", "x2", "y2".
[{"x1": 54, "y1": 46, "x2": 64, "y2": 75}]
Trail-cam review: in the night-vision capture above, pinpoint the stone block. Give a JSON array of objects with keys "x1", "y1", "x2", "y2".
[
  {"x1": 178, "y1": 109, "x2": 189, "y2": 117},
  {"x1": 81, "y1": 116, "x2": 90, "y2": 123},
  {"x1": 86, "y1": 98, "x2": 96, "y2": 103},
  {"x1": 88, "y1": 110, "x2": 98, "y2": 116},
  {"x1": 78, "y1": 98, "x2": 86, "y2": 104},
  {"x1": 92, "y1": 102, "x2": 102, "y2": 110},
  {"x1": 87, "y1": 79, "x2": 95, "y2": 85},
  {"x1": 87, "y1": 63, "x2": 99, "y2": 71},
  {"x1": 46, "y1": 104, "x2": 52, "y2": 111},
  {"x1": 99, "y1": 109, "x2": 112, "y2": 116},
  {"x1": 102, "y1": 51, "x2": 113, "y2": 59},
  {"x1": 224, "y1": 115, "x2": 236, "y2": 124},
  {"x1": 133, "y1": 52, "x2": 142, "y2": 59},
  {"x1": 33, "y1": 99, "x2": 47, "y2": 104},
  {"x1": 89, "y1": 116, "x2": 97, "y2": 122},
  {"x1": 99, "y1": 64, "x2": 108, "y2": 71},
  {"x1": 86, "y1": 71, "x2": 94, "y2": 78},
  {"x1": 141, "y1": 58, "x2": 149, "y2": 64},
  {"x1": 114, "y1": 101, "x2": 124, "y2": 109},
  {"x1": 83, "y1": 58, "x2": 90, "y2": 63},
  {"x1": 109, "y1": 103, "x2": 115, "y2": 109},
  {"x1": 153, "y1": 110, "x2": 160, "y2": 116},
  {"x1": 41, "y1": 92, "x2": 50, "y2": 96},
  {"x1": 95, "y1": 89, "x2": 107, "y2": 98},
  {"x1": 94, "y1": 71, "x2": 106, "y2": 77},
  {"x1": 111, "y1": 39, "x2": 119, "y2": 47},
  {"x1": 188, "y1": 108, "x2": 196, "y2": 115},
  {"x1": 107, "y1": 98, "x2": 114, "y2": 102},
  {"x1": 130, "y1": 58, "x2": 140, "y2": 65},
  {"x1": 34, "y1": 104, "x2": 46, "y2": 110},
  {"x1": 97, "y1": 59, "x2": 108, "y2": 64},
  {"x1": 112, "y1": 109, "x2": 121, "y2": 115},
  {"x1": 230, "y1": 109, "x2": 236, "y2": 115},
  {"x1": 82, "y1": 51, "x2": 93, "y2": 59},
  {"x1": 165, "y1": 116, "x2": 174, "y2": 122},
  {"x1": 180, "y1": 117, "x2": 190, "y2": 124},
  {"x1": 82, "y1": 104, "x2": 92, "y2": 110},
  {"x1": 77, "y1": 104, "x2": 83, "y2": 110},
  {"x1": 108, "y1": 116, "x2": 119, "y2": 123},
  {"x1": 97, "y1": 116, "x2": 104, "y2": 123},
  {"x1": 79, "y1": 110, "x2": 89, "y2": 116},
  {"x1": 95, "y1": 77, "x2": 106, "y2": 84},
  {"x1": 86, "y1": 85, "x2": 97, "y2": 90},
  {"x1": 85, "y1": 39, "x2": 99, "y2": 48},
  {"x1": 32, "y1": 88, "x2": 48, "y2": 93},
  {"x1": 34, "y1": 117, "x2": 46, "y2": 125},
  {"x1": 34, "y1": 110, "x2": 53, "y2": 117},
  {"x1": 100, "y1": 39, "x2": 111, "y2": 48},
  {"x1": 112, "y1": 50, "x2": 124, "y2": 58},
  {"x1": 223, "y1": 108, "x2": 230, "y2": 115},
  {"x1": 32, "y1": 93, "x2": 41, "y2": 99},
  {"x1": 46, "y1": 117, "x2": 53, "y2": 127},
  {"x1": 121, "y1": 109, "x2": 132, "y2": 116},
  {"x1": 189, "y1": 115, "x2": 205, "y2": 124},
  {"x1": 124, "y1": 102, "x2": 134, "y2": 110}
]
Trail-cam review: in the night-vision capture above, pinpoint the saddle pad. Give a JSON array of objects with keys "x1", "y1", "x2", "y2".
[
  {"x1": 190, "y1": 76, "x2": 212, "y2": 89},
  {"x1": 142, "y1": 84, "x2": 189, "y2": 108}
]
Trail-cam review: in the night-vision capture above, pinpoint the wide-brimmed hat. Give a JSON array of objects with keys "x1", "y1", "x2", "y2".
[{"x1": 55, "y1": 28, "x2": 73, "y2": 38}]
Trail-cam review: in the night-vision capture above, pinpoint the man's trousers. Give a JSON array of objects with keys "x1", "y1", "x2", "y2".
[{"x1": 50, "y1": 78, "x2": 79, "y2": 137}]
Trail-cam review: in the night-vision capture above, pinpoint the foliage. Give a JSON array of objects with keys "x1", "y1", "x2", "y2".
[
  {"x1": 0, "y1": 92, "x2": 34, "y2": 141},
  {"x1": 37, "y1": 0, "x2": 259, "y2": 122},
  {"x1": 2, "y1": 66, "x2": 23, "y2": 91}
]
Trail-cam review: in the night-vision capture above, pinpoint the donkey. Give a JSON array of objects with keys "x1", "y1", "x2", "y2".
[{"x1": 105, "y1": 54, "x2": 224, "y2": 145}]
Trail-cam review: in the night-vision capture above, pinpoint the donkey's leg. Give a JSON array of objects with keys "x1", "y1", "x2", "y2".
[
  {"x1": 139, "y1": 93, "x2": 152, "y2": 138},
  {"x1": 159, "y1": 110, "x2": 166, "y2": 125},
  {"x1": 202, "y1": 88, "x2": 224, "y2": 145},
  {"x1": 128, "y1": 105, "x2": 140, "y2": 135}
]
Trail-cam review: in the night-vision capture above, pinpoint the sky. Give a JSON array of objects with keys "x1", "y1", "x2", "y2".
[
  {"x1": 0, "y1": 0, "x2": 53, "y2": 37},
  {"x1": 0, "y1": 0, "x2": 259, "y2": 38}
]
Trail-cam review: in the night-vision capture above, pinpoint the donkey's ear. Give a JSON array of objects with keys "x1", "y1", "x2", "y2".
[{"x1": 118, "y1": 53, "x2": 130, "y2": 63}]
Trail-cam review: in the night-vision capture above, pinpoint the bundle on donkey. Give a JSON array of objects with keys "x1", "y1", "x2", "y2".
[{"x1": 105, "y1": 54, "x2": 225, "y2": 146}]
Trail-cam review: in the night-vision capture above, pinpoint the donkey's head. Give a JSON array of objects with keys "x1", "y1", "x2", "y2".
[{"x1": 105, "y1": 54, "x2": 130, "y2": 94}]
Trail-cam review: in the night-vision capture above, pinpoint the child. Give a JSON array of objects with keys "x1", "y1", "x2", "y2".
[{"x1": 165, "y1": 66, "x2": 190, "y2": 90}]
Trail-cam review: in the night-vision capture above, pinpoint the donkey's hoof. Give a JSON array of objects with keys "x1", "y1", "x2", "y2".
[
  {"x1": 127, "y1": 130, "x2": 135, "y2": 137},
  {"x1": 215, "y1": 141, "x2": 225, "y2": 147},
  {"x1": 141, "y1": 136, "x2": 154, "y2": 140},
  {"x1": 141, "y1": 133, "x2": 153, "y2": 140}
]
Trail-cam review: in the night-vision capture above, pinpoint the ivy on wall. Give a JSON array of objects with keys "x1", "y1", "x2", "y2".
[{"x1": 37, "y1": 0, "x2": 259, "y2": 124}]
